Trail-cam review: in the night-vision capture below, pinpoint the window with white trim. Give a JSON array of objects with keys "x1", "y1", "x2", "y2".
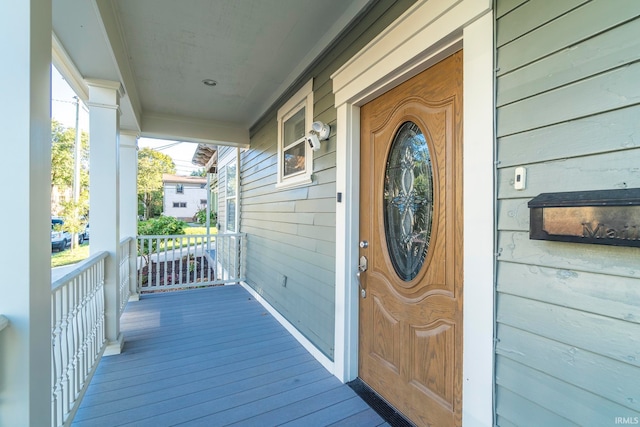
[
  {"x1": 226, "y1": 163, "x2": 237, "y2": 232},
  {"x1": 276, "y1": 79, "x2": 314, "y2": 188}
]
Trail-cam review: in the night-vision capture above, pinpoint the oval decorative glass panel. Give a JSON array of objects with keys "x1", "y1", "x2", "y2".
[{"x1": 383, "y1": 121, "x2": 434, "y2": 281}]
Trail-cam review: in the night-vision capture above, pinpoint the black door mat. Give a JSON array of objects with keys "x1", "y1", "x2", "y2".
[{"x1": 347, "y1": 378, "x2": 416, "y2": 427}]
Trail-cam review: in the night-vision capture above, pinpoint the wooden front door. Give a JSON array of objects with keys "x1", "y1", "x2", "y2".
[{"x1": 358, "y1": 51, "x2": 463, "y2": 427}]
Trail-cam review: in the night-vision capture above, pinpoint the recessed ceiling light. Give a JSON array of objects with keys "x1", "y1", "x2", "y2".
[{"x1": 202, "y1": 79, "x2": 217, "y2": 87}]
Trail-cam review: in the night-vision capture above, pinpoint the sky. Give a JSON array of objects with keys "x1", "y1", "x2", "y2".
[
  {"x1": 52, "y1": 67, "x2": 200, "y2": 176},
  {"x1": 137, "y1": 138, "x2": 199, "y2": 176}
]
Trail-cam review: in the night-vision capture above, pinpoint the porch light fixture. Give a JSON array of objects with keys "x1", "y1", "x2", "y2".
[
  {"x1": 306, "y1": 121, "x2": 331, "y2": 151},
  {"x1": 310, "y1": 121, "x2": 331, "y2": 140},
  {"x1": 202, "y1": 79, "x2": 217, "y2": 87}
]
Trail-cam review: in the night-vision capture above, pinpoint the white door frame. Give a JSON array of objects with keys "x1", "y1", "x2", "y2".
[{"x1": 332, "y1": 1, "x2": 494, "y2": 426}]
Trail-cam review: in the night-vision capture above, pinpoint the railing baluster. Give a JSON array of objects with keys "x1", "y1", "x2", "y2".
[
  {"x1": 221, "y1": 235, "x2": 225, "y2": 281},
  {"x1": 145, "y1": 237, "x2": 150, "y2": 291},
  {"x1": 187, "y1": 235, "x2": 193, "y2": 286},
  {"x1": 51, "y1": 251, "x2": 109, "y2": 427},
  {"x1": 176, "y1": 235, "x2": 182, "y2": 286},
  {"x1": 227, "y1": 235, "x2": 231, "y2": 280},
  {"x1": 118, "y1": 238, "x2": 131, "y2": 315},
  {"x1": 215, "y1": 235, "x2": 220, "y2": 281},
  {"x1": 51, "y1": 288, "x2": 63, "y2": 426},
  {"x1": 154, "y1": 237, "x2": 159, "y2": 290},
  {"x1": 171, "y1": 236, "x2": 176, "y2": 287},
  {"x1": 235, "y1": 235, "x2": 239, "y2": 280},
  {"x1": 224, "y1": 235, "x2": 229, "y2": 281},
  {"x1": 199, "y1": 238, "x2": 204, "y2": 285},
  {"x1": 162, "y1": 237, "x2": 168, "y2": 288},
  {"x1": 70, "y1": 277, "x2": 79, "y2": 403},
  {"x1": 78, "y1": 274, "x2": 87, "y2": 396}
]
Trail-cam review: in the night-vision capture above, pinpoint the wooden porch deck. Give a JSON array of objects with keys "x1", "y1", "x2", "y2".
[{"x1": 73, "y1": 285, "x2": 388, "y2": 426}]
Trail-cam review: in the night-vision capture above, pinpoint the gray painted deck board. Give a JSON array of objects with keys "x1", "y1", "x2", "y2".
[{"x1": 72, "y1": 286, "x2": 384, "y2": 426}]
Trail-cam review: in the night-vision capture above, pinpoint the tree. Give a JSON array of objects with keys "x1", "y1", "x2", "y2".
[
  {"x1": 60, "y1": 195, "x2": 89, "y2": 251},
  {"x1": 51, "y1": 121, "x2": 74, "y2": 190},
  {"x1": 51, "y1": 120, "x2": 90, "y2": 222},
  {"x1": 194, "y1": 206, "x2": 217, "y2": 225},
  {"x1": 51, "y1": 120, "x2": 90, "y2": 192},
  {"x1": 137, "y1": 148, "x2": 176, "y2": 220},
  {"x1": 137, "y1": 216, "x2": 187, "y2": 267},
  {"x1": 190, "y1": 168, "x2": 207, "y2": 177}
]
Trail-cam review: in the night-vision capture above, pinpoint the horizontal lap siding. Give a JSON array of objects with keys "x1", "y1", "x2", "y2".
[
  {"x1": 496, "y1": 0, "x2": 640, "y2": 423},
  {"x1": 242, "y1": 0, "x2": 417, "y2": 359}
]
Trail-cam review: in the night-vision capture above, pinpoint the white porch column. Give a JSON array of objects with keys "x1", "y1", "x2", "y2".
[
  {"x1": 87, "y1": 79, "x2": 124, "y2": 355},
  {"x1": 120, "y1": 131, "x2": 139, "y2": 301},
  {"x1": 0, "y1": 1, "x2": 52, "y2": 426}
]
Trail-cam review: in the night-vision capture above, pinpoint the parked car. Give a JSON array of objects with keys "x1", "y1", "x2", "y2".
[
  {"x1": 51, "y1": 218, "x2": 87, "y2": 249},
  {"x1": 51, "y1": 218, "x2": 71, "y2": 251},
  {"x1": 81, "y1": 223, "x2": 90, "y2": 243}
]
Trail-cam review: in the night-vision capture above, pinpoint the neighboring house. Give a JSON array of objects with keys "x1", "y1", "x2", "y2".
[
  {"x1": 161, "y1": 174, "x2": 207, "y2": 221},
  {"x1": 5, "y1": 1, "x2": 640, "y2": 426}
]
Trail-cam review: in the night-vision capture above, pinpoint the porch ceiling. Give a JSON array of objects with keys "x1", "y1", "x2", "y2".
[{"x1": 52, "y1": 0, "x2": 372, "y2": 147}]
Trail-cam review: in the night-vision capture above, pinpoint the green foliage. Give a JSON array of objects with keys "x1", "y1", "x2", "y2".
[
  {"x1": 51, "y1": 120, "x2": 90, "y2": 213},
  {"x1": 51, "y1": 121, "x2": 75, "y2": 188},
  {"x1": 138, "y1": 216, "x2": 187, "y2": 236},
  {"x1": 138, "y1": 191, "x2": 163, "y2": 219},
  {"x1": 51, "y1": 120, "x2": 90, "y2": 186},
  {"x1": 194, "y1": 206, "x2": 217, "y2": 225},
  {"x1": 137, "y1": 147, "x2": 176, "y2": 220},
  {"x1": 191, "y1": 168, "x2": 207, "y2": 177},
  {"x1": 137, "y1": 216, "x2": 187, "y2": 266},
  {"x1": 59, "y1": 195, "x2": 89, "y2": 251}
]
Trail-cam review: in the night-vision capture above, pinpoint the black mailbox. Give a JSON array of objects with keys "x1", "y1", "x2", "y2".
[{"x1": 528, "y1": 188, "x2": 640, "y2": 247}]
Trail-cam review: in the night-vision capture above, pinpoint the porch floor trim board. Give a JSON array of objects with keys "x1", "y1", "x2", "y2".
[{"x1": 72, "y1": 285, "x2": 388, "y2": 426}]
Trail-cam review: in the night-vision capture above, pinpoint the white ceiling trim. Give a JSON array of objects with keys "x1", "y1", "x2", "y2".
[
  {"x1": 249, "y1": 0, "x2": 373, "y2": 126},
  {"x1": 141, "y1": 112, "x2": 249, "y2": 148},
  {"x1": 52, "y1": 33, "x2": 89, "y2": 102},
  {"x1": 92, "y1": 0, "x2": 142, "y2": 131}
]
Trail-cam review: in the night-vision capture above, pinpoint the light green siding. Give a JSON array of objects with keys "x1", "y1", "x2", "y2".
[
  {"x1": 496, "y1": 0, "x2": 640, "y2": 424},
  {"x1": 241, "y1": 0, "x2": 417, "y2": 358}
]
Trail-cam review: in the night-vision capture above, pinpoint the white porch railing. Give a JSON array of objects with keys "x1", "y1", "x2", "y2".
[
  {"x1": 137, "y1": 233, "x2": 246, "y2": 293},
  {"x1": 48, "y1": 232, "x2": 234, "y2": 425},
  {"x1": 51, "y1": 251, "x2": 108, "y2": 427},
  {"x1": 119, "y1": 237, "x2": 133, "y2": 314}
]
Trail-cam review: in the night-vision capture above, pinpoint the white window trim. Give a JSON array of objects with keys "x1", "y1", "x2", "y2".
[
  {"x1": 225, "y1": 162, "x2": 238, "y2": 232},
  {"x1": 276, "y1": 79, "x2": 314, "y2": 189}
]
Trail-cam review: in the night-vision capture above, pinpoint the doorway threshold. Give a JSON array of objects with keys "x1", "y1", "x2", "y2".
[{"x1": 348, "y1": 378, "x2": 416, "y2": 427}]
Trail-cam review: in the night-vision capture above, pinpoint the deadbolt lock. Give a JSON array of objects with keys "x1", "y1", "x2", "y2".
[{"x1": 359, "y1": 255, "x2": 368, "y2": 272}]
